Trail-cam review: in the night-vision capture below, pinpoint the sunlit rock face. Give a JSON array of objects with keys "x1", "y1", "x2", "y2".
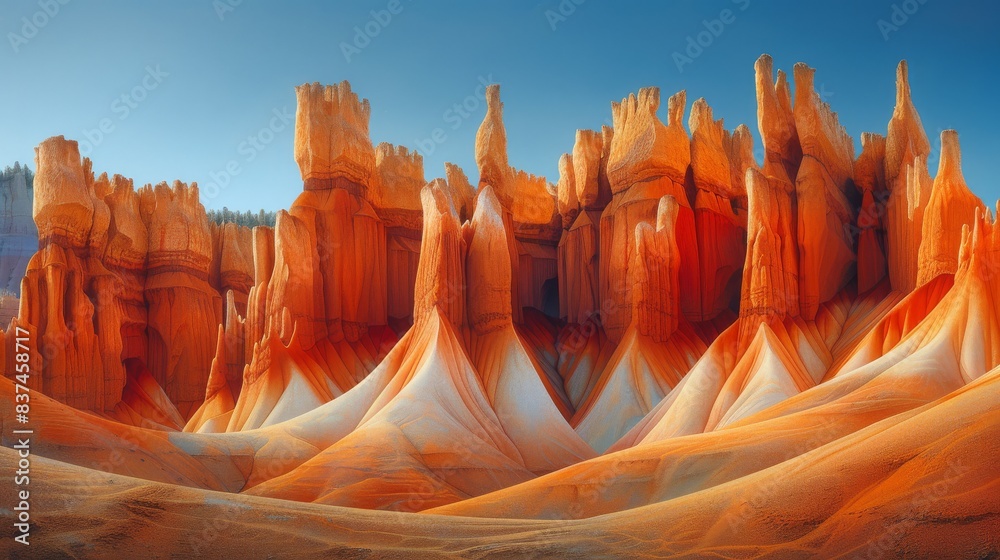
[
  {"x1": 474, "y1": 84, "x2": 561, "y2": 326},
  {"x1": 916, "y1": 131, "x2": 986, "y2": 286},
  {"x1": 2, "y1": 55, "x2": 998, "y2": 560},
  {"x1": 885, "y1": 61, "x2": 932, "y2": 293},
  {"x1": 10, "y1": 137, "x2": 247, "y2": 419},
  {"x1": 601, "y1": 87, "x2": 692, "y2": 343},
  {"x1": 373, "y1": 142, "x2": 424, "y2": 330},
  {"x1": 294, "y1": 81, "x2": 376, "y2": 192},
  {"x1": 791, "y1": 62, "x2": 858, "y2": 320}
]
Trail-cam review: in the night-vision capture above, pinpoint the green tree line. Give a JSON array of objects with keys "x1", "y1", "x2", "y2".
[{"x1": 206, "y1": 207, "x2": 277, "y2": 228}]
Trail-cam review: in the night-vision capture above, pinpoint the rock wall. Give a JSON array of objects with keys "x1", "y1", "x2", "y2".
[
  {"x1": 5, "y1": 136, "x2": 254, "y2": 420},
  {"x1": 4, "y1": 56, "x2": 989, "y2": 435}
]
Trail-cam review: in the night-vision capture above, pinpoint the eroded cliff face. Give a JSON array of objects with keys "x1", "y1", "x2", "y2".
[
  {"x1": 916, "y1": 131, "x2": 986, "y2": 286},
  {"x1": 474, "y1": 85, "x2": 561, "y2": 326},
  {"x1": 853, "y1": 132, "x2": 888, "y2": 294},
  {"x1": 0, "y1": 53, "x2": 997, "y2": 560},
  {"x1": 6, "y1": 137, "x2": 252, "y2": 419},
  {"x1": 600, "y1": 88, "x2": 693, "y2": 342},
  {"x1": 3, "y1": 56, "x2": 991, "y2": 449},
  {"x1": 295, "y1": 81, "x2": 375, "y2": 192},
  {"x1": 588, "y1": 87, "x2": 759, "y2": 345},
  {"x1": 140, "y1": 181, "x2": 223, "y2": 417},
  {"x1": 885, "y1": 61, "x2": 932, "y2": 293},
  {"x1": 3, "y1": 55, "x2": 998, "y2": 558},
  {"x1": 791, "y1": 62, "x2": 858, "y2": 320}
]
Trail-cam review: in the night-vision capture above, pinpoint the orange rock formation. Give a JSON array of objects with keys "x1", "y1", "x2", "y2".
[{"x1": 2, "y1": 55, "x2": 996, "y2": 558}]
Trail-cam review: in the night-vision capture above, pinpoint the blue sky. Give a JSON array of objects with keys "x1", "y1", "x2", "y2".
[{"x1": 1, "y1": 0, "x2": 997, "y2": 212}]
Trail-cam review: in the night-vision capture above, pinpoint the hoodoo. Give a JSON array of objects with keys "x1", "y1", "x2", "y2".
[{"x1": 2, "y1": 53, "x2": 997, "y2": 558}]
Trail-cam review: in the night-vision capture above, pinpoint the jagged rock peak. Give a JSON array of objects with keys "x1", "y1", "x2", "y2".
[
  {"x1": 154, "y1": 180, "x2": 202, "y2": 206},
  {"x1": 792, "y1": 62, "x2": 855, "y2": 184},
  {"x1": 32, "y1": 136, "x2": 94, "y2": 248},
  {"x1": 954, "y1": 206, "x2": 1000, "y2": 288},
  {"x1": 598, "y1": 125, "x2": 614, "y2": 197},
  {"x1": 689, "y1": 97, "x2": 743, "y2": 199},
  {"x1": 295, "y1": 81, "x2": 371, "y2": 131},
  {"x1": 791, "y1": 61, "x2": 858, "y2": 319},
  {"x1": 936, "y1": 130, "x2": 964, "y2": 181},
  {"x1": 372, "y1": 142, "x2": 425, "y2": 212},
  {"x1": 444, "y1": 162, "x2": 476, "y2": 222},
  {"x1": 102, "y1": 175, "x2": 147, "y2": 268},
  {"x1": 754, "y1": 54, "x2": 799, "y2": 184},
  {"x1": 885, "y1": 60, "x2": 931, "y2": 190},
  {"x1": 511, "y1": 168, "x2": 556, "y2": 225},
  {"x1": 475, "y1": 84, "x2": 513, "y2": 207},
  {"x1": 727, "y1": 124, "x2": 757, "y2": 199},
  {"x1": 141, "y1": 180, "x2": 214, "y2": 273},
  {"x1": 557, "y1": 153, "x2": 577, "y2": 229},
  {"x1": 294, "y1": 80, "x2": 375, "y2": 191},
  {"x1": 376, "y1": 142, "x2": 423, "y2": 168},
  {"x1": 916, "y1": 131, "x2": 987, "y2": 286},
  {"x1": 573, "y1": 129, "x2": 607, "y2": 210},
  {"x1": 607, "y1": 88, "x2": 690, "y2": 193},
  {"x1": 884, "y1": 60, "x2": 933, "y2": 293}
]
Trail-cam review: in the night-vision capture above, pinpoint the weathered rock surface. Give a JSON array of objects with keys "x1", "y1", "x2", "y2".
[
  {"x1": 853, "y1": 133, "x2": 888, "y2": 293},
  {"x1": 755, "y1": 55, "x2": 801, "y2": 187},
  {"x1": 4, "y1": 57, "x2": 999, "y2": 558},
  {"x1": 791, "y1": 63, "x2": 857, "y2": 320},
  {"x1": 294, "y1": 81, "x2": 375, "y2": 191},
  {"x1": 557, "y1": 210, "x2": 601, "y2": 324},
  {"x1": 374, "y1": 143, "x2": 425, "y2": 329},
  {"x1": 574, "y1": 129, "x2": 608, "y2": 210},
  {"x1": 475, "y1": 84, "x2": 513, "y2": 207},
  {"x1": 556, "y1": 131, "x2": 607, "y2": 325},
  {"x1": 444, "y1": 162, "x2": 476, "y2": 222},
  {"x1": 600, "y1": 88, "x2": 694, "y2": 342},
  {"x1": 413, "y1": 181, "x2": 465, "y2": 327},
  {"x1": 141, "y1": 181, "x2": 223, "y2": 418},
  {"x1": 631, "y1": 196, "x2": 682, "y2": 343},
  {"x1": 689, "y1": 99, "x2": 750, "y2": 321},
  {"x1": 916, "y1": 131, "x2": 986, "y2": 286},
  {"x1": 885, "y1": 61, "x2": 932, "y2": 293},
  {"x1": 739, "y1": 168, "x2": 799, "y2": 351},
  {"x1": 474, "y1": 84, "x2": 562, "y2": 325},
  {"x1": 2, "y1": 137, "x2": 254, "y2": 422}
]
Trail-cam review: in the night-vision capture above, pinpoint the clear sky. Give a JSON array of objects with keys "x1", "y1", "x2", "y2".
[{"x1": 1, "y1": 0, "x2": 997, "y2": 212}]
